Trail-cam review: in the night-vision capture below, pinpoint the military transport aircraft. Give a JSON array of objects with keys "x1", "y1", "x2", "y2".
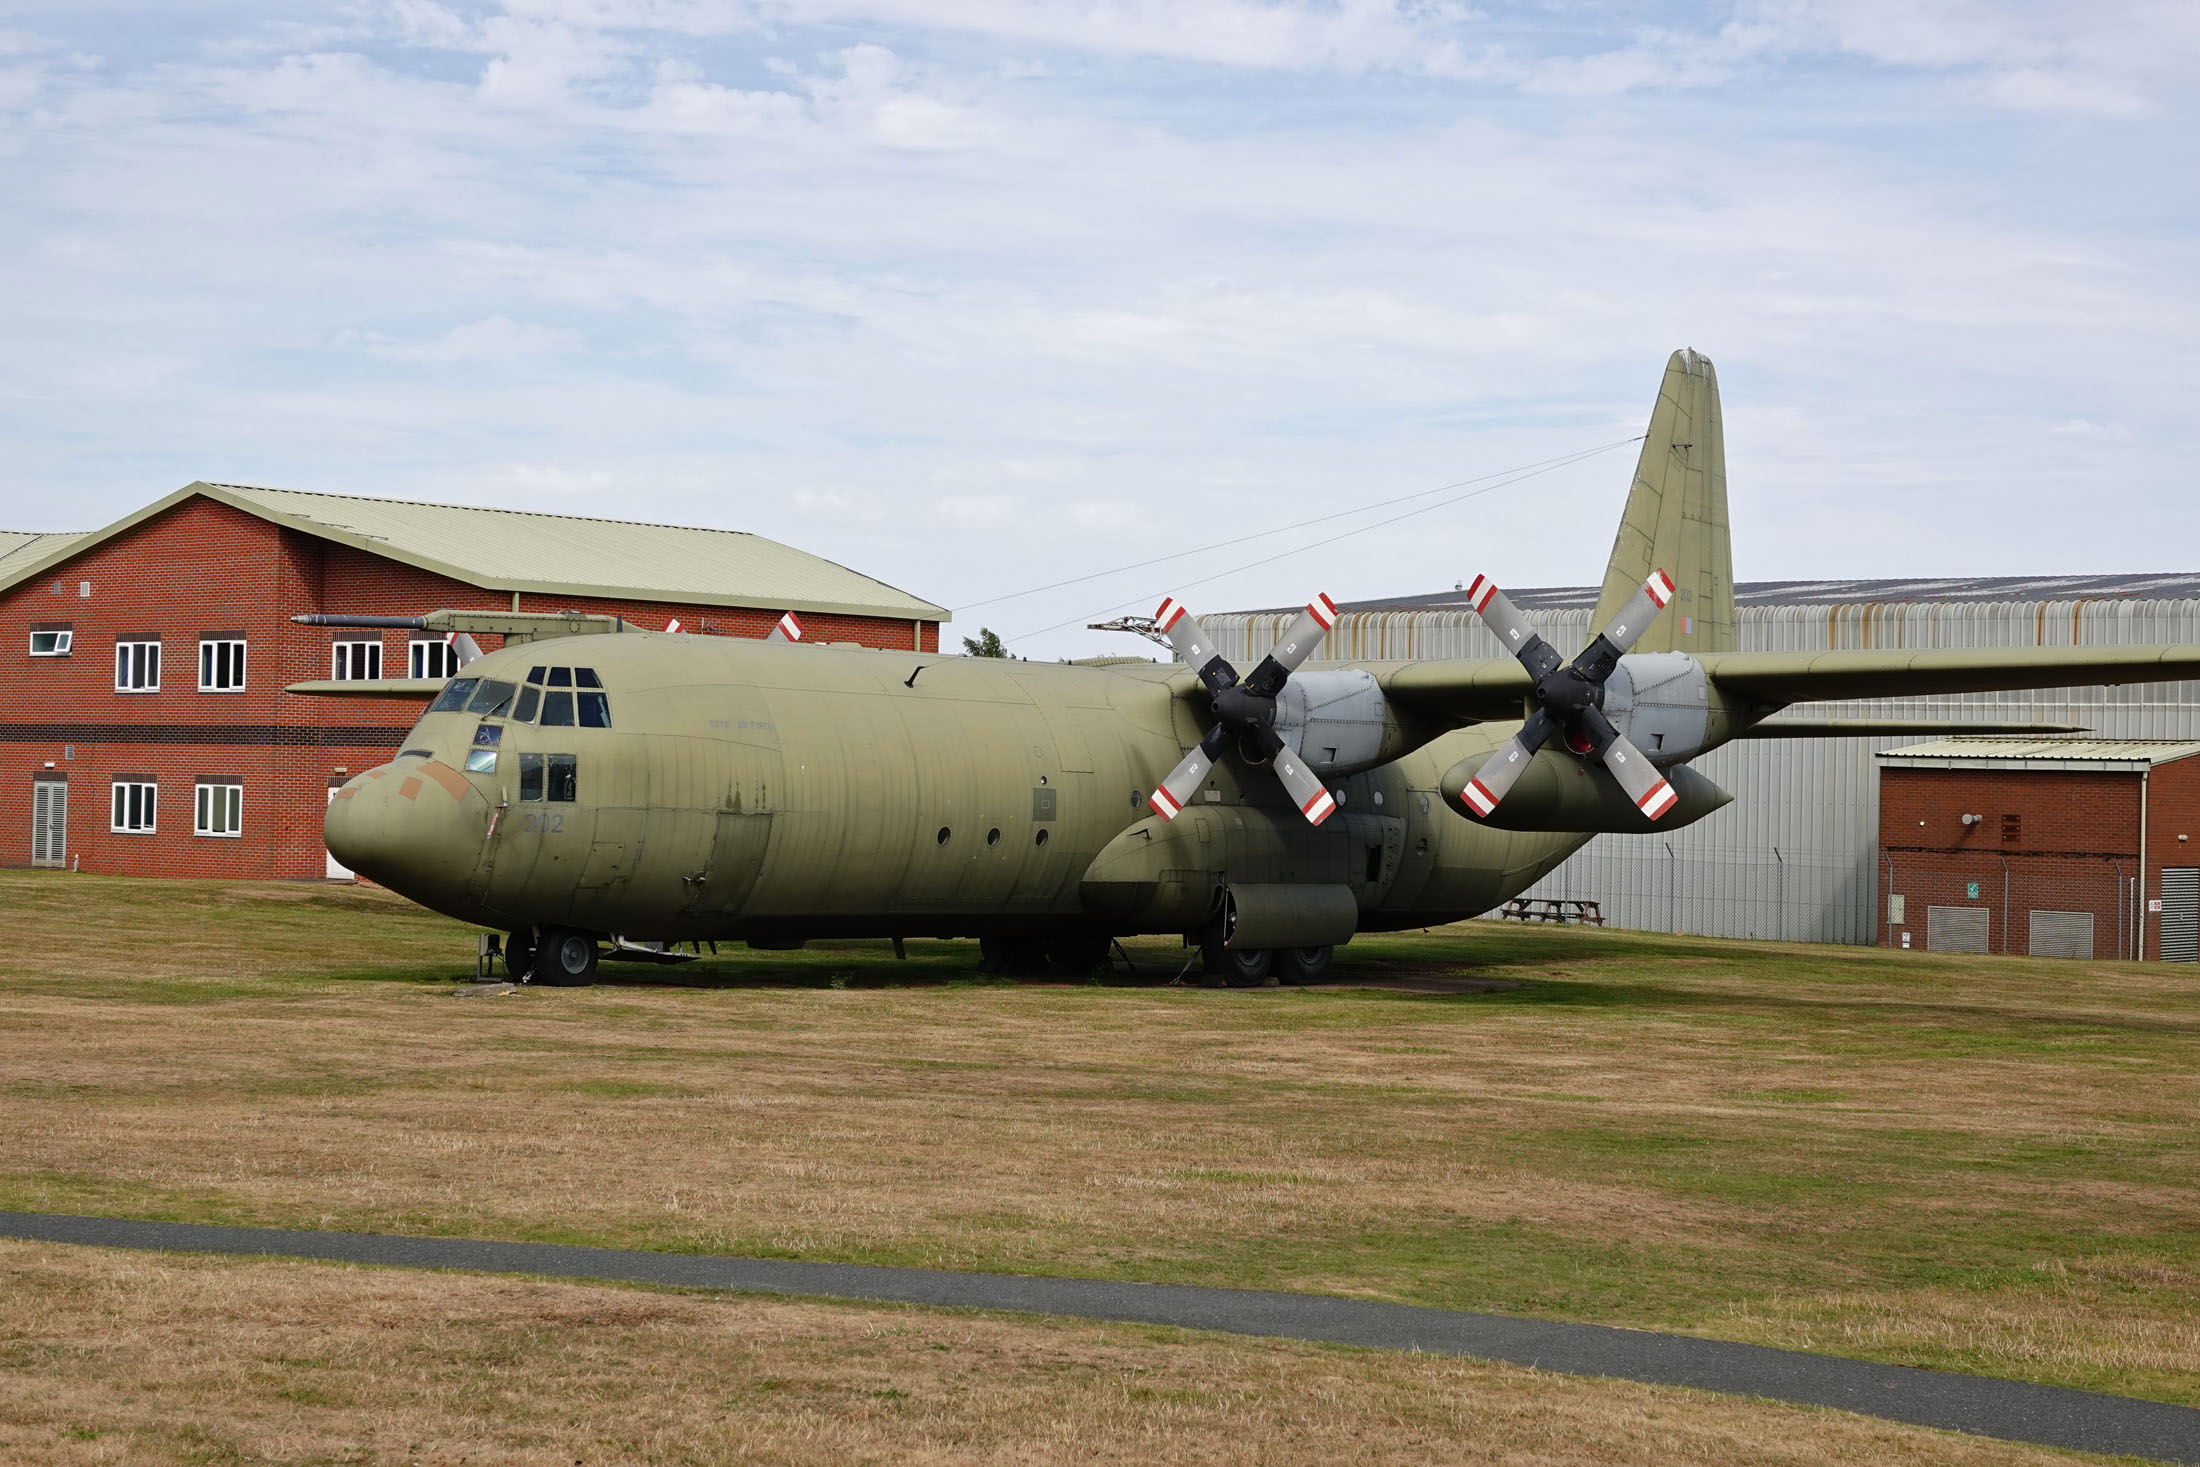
[{"x1": 302, "y1": 350, "x2": 2200, "y2": 986}]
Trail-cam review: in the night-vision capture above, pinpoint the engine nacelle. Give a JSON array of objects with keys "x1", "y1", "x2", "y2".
[
  {"x1": 1439, "y1": 749, "x2": 1732, "y2": 832},
  {"x1": 1272, "y1": 668, "x2": 1388, "y2": 776},
  {"x1": 1603, "y1": 652, "x2": 1711, "y2": 765}
]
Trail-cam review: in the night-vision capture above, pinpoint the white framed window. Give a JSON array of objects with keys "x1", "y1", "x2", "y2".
[
  {"x1": 332, "y1": 641, "x2": 382, "y2": 680},
  {"x1": 194, "y1": 780, "x2": 243, "y2": 837},
  {"x1": 29, "y1": 628, "x2": 71, "y2": 657},
  {"x1": 409, "y1": 638, "x2": 457, "y2": 680},
  {"x1": 199, "y1": 638, "x2": 247, "y2": 692},
  {"x1": 115, "y1": 639, "x2": 160, "y2": 692},
  {"x1": 111, "y1": 780, "x2": 157, "y2": 834}
]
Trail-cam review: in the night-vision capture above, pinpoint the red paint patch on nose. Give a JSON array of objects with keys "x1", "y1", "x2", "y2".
[
  {"x1": 420, "y1": 761, "x2": 472, "y2": 800},
  {"x1": 399, "y1": 777, "x2": 423, "y2": 801}
]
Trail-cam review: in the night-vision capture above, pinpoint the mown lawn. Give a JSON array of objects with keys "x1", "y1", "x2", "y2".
[{"x1": 2, "y1": 869, "x2": 2195, "y2": 1409}]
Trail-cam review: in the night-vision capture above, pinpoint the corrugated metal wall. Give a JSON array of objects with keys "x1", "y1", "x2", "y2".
[{"x1": 1205, "y1": 599, "x2": 2200, "y2": 944}]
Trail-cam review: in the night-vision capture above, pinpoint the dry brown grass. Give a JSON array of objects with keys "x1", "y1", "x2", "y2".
[
  {"x1": 2, "y1": 871, "x2": 2197, "y2": 1410},
  {"x1": 0, "y1": 1240, "x2": 2104, "y2": 1466}
]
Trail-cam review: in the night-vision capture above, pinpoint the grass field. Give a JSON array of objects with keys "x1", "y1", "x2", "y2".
[
  {"x1": 0, "y1": 1239, "x2": 2101, "y2": 1466},
  {"x1": 1, "y1": 869, "x2": 2195, "y2": 1438}
]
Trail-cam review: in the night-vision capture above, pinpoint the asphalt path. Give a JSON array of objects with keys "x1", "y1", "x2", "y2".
[{"x1": 4, "y1": 1211, "x2": 2195, "y2": 1463}]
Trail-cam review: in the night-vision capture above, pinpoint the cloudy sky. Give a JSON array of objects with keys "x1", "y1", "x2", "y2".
[{"x1": 3, "y1": 1, "x2": 2194, "y2": 658}]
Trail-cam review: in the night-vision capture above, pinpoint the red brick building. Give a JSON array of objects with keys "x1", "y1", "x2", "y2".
[
  {"x1": 1, "y1": 483, "x2": 947, "y2": 879},
  {"x1": 1877, "y1": 739, "x2": 2200, "y2": 962}
]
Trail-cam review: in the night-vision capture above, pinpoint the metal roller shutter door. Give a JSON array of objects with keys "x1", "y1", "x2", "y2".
[
  {"x1": 1927, "y1": 905, "x2": 1989, "y2": 955},
  {"x1": 2159, "y1": 869, "x2": 2198, "y2": 963},
  {"x1": 2028, "y1": 910, "x2": 2094, "y2": 960}
]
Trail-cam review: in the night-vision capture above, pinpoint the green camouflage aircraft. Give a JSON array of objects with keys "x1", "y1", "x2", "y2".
[{"x1": 305, "y1": 350, "x2": 2200, "y2": 985}]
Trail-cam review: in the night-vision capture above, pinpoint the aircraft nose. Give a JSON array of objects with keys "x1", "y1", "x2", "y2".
[{"x1": 325, "y1": 760, "x2": 493, "y2": 901}]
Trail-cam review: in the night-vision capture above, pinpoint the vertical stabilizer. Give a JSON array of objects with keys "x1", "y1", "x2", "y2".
[{"x1": 1591, "y1": 349, "x2": 1733, "y2": 654}]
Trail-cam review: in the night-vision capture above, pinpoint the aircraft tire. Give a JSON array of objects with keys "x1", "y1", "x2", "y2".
[
  {"x1": 1279, "y1": 946, "x2": 1334, "y2": 984},
  {"x1": 976, "y1": 936, "x2": 1048, "y2": 977},
  {"x1": 1043, "y1": 935, "x2": 1112, "y2": 977},
  {"x1": 504, "y1": 929, "x2": 537, "y2": 982},
  {"x1": 537, "y1": 927, "x2": 600, "y2": 987},
  {"x1": 1201, "y1": 940, "x2": 1275, "y2": 987}
]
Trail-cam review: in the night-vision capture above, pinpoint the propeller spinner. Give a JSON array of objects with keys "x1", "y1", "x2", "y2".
[
  {"x1": 1149, "y1": 592, "x2": 1341, "y2": 825},
  {"x1": 1456, "y1": 569, "x2": 1680, "y2": 822}
]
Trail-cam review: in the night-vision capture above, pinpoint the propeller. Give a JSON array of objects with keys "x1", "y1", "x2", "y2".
[
  {"x1": 1149, "y1": 592, "x2": 1341, "y2": 825},
  {"x1": 767, "y1": 611, "x2": 804, "y2": 643},
  {"x1": 446, "y1": 632, "x2": 482, "y2": 669},
  {"x1": 1455, "y1": 569, "x2": 1680, "y2": 822}
]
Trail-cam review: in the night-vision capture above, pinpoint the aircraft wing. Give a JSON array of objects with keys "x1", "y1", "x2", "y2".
[
  {"x1": 1697, "y1": 646, "x2": 2200, "y2": 706},
  {"x1": 1375, "y1": 645, "x2": 2200, "y2": 727},
  {"x1": 1373, "y1": 659, "x2": 1535, "y2": 723}
]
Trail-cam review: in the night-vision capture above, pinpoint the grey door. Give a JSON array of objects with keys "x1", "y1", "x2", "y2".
[
  {"x1": 1927, "y1": 905, "x2": 1989, "y2": 954},
  {"x1": 2028, "y1": 910, "x2": 2094, "y2": 960},
  {"x1": 2159, "y1": 868, "x2": 2198, "y2": 963},
  {"x1": 30, "y1": 779, "x2": 65, "y2": 869}
]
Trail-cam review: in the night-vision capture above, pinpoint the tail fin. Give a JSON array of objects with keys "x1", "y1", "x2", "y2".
[{"x1": 1590, "y1": 349, "x2": 1733, "y2": 654}]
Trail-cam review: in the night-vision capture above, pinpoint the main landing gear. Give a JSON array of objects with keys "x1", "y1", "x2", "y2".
[
  {"x1": 1199, "y1": 939, "x2": 1334, "y2": 987},
  {"x1": 506, "y1": 926, "x2": 600, "y2": 986}
]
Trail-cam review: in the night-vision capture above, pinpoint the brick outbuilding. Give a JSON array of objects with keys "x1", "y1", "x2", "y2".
[
  {"x1": 1, "y1": 483, "x2": 947, "y2": 880},
  {"x1": 1876, "y1": 738, "x2": 2200, "y2": 962}
]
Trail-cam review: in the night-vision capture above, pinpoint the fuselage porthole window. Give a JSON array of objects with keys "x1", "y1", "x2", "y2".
[
  {"x1": 547, "y1": 754, "x2": 577, "y2": 802},
  {"x1": 518, "y1": 752, "x2": 544, "y2": 801},
  {"x1": 429, "y1": 678, "x2": 479, "y2": 714},
  {"x1": 540, "y1": 690, "x2": 575, "y2": 726},
  {"x1": 513, "y1": 685, "x2": 541, "y2": 723}
]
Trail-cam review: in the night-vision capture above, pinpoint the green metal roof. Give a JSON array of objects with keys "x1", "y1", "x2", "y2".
[
  {"x1": 0, "y1": 529, "x2": 88, "y2": 579},
  {"x1": 0, "y1": 484, "x2": 948, "y2": 622},
  {"x1": 1878, "y1": 737, "x2": 2200, "y2": 771}
]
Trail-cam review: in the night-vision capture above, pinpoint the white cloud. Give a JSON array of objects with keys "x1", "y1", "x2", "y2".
[{"x1": 367, "y1": 318, "x2": 583, "y2": 363}]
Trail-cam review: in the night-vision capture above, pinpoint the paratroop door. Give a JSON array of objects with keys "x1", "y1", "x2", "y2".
[{"x1": 31, "y1": 780, "x2": 66, "y2": 868}]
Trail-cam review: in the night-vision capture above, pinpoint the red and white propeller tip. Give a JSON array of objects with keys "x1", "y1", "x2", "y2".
[
  {"x1": 1637, "y1": 779, "x2": 1678, "y2": 820},
  {"x1": 1154, "y1": 596, "x2": 1189, "y2": 632},
  {"x1": 1460, "y1": 778, "x2": 1498, "y2": 818},
  {"x1": 1644, "y1": 568, "x2": 1675, "y2": 608},
  {"x1": 664, "y1": 618, "x2": 683, "y2": 633},
  {"x1": 1465, "y1": 575, "x2": 1498, "y2": 614},
  {"x1": 1300, "y1": 787, "x2": 1338, "y2": 824},
  {"x1": 771, "y1": 611, "x2": 804, "y2": 642},
  {"x1": 1149, "y1": 787, "x2": 1182, "y2": 819}
]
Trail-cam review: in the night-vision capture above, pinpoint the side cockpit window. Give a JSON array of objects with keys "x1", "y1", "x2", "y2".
[
  {"x1": 465, "y1": 679, "x2": 517, "y2": 717},
  {"x1": 518, "y1": 752, "x2": 578, "y2": 803}
]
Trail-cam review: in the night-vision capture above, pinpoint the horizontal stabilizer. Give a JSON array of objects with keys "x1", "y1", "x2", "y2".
[{"x1": 286, "y1": 678, "x2": 448, "y2": 699}]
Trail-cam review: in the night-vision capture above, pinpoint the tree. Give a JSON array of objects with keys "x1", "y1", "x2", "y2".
[{"x1": 962, "y1": 627, "x2": 1010, "y2": 658}]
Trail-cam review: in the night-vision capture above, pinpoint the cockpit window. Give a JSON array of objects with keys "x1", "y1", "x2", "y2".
[
  {"x1": 428, "y1": 678, "x2": 478, "y2": 714},
  {"x1": 518, "y1": 752, "x2": 543, "y2": 801},
  {"x1": 578, "y1": 691, "x2": 611, "y2": 728},
  {"x1": 546, "y1": 667, "x2": 572, "y2": 687},
  {"x1": 539, "y1": 690, "x2": 574, "y2": 726},
  {"x1": 464, "y1": 679, "x2": 517, "y2": 716},
  {"x1": 526, "y1": 666, "x2": 547, "y2": 685},
  {"x1": 472, "y1": 723, "x2": 501, "y2": 747},
  {"x1": 547, "y1": 754, "x2": 577, "y2": 802},
  {"x1": 513, "y1": 685, "x2": 541, "y2": 723},
  {"x1": 574, "y1": 668, "x2": 602, "y2": 688}
]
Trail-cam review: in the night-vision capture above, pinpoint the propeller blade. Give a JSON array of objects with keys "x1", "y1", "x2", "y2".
[
  {"x1": 1465, "y1": 575, "x2": 1563, "y2": 683},
  {"x1": 1574, "y1": 705, "x2": 1679, "y2": 821},
  {"x1": 1154, "y1": 596, "x2": 1238, "y2": 693},
  {"x1": 1570, "y1": 568, "x2": 1676, "y2": 684},
  {"x1": 1251, "y1": 725, "x2": 1338, "y2": 825},
  {"x1": 1243, "y1": 592, "x2": 1338, "y2": 696},
  {"x1": 1149, "y1": 723, "x2": 1232, "y2": 820},
  {"x1": 447, "y1": 632, "x2": 482, "y2": 668},
  {"x1": 767, "y1": 611, "x2": 803, "y2": 643},
  {"x1": 1455, "y1": 708, "x2": 1559, "y2": 819}
]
